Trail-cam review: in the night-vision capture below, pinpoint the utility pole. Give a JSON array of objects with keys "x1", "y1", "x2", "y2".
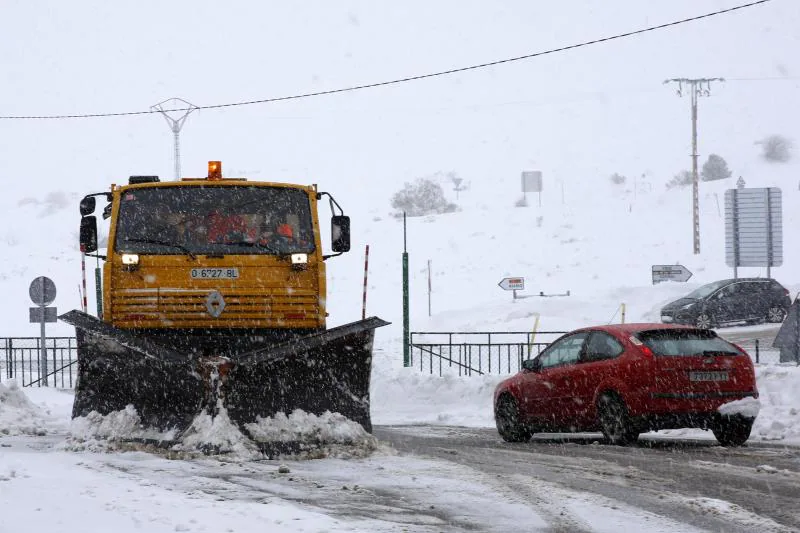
[
  {"x1": 664, "y1": 78, "x2": 724, "y2": 255},
  {"x1": 151, "y1": 98, "x2": 198, "y2": 181}
]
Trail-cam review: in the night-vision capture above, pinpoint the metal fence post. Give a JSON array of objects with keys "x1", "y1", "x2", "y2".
[
  {"x1": 755, "y1": 339, "x2": 760, "y2": 364},
  {"x1": 4, "y1": 338, "x2": 11, "y2": 379}
]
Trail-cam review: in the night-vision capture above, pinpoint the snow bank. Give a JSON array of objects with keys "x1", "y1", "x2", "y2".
[
  {"x1": 67, "y1": 404, "x2": 177, "y2": 450},
  {"x1": 372, "y1": 365, "x2": 503, "y2": 427},
  {"x1": 750, "y1": 364, "x2": 800, "y2": 442},
  {"x1": 64, "y1": 401, "x2": 377, "y2": 459},
  {"x1": 246, "y1": 410, "x2": 378, "y2": 458},
  {"x1": 0, "y1": 380, "x2": 54, "y2": 436},
  {"x1": 175, "y1": 403, "x2": 260, "y2": 458},
  {"x1": 718, "y1": 397, "x2": 761, "y2": 418}
]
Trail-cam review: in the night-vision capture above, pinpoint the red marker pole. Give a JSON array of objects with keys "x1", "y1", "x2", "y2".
[
  {"x1": 362, "y1": 245, "x2": 370, "y2": 320},
  {"x1": 81, "y1": 252, "x2": 88, "y2": 313}
]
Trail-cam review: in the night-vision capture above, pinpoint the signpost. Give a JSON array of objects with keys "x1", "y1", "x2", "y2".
[
  {"x1": 28, "y1": 276, "x2": 57, "y2": 386},
  {"x1": 725, "y1": 187, "x2": 783, "y2": 278},
  {"x1": 651, "y1": 265, "x2": 693, "y2": 284},
  {"x1": 521, "y1": 171, "x2": 543, "y2": 207},
  {"x1": 773, "y1": 296, "x2": 800, "y2": 363},
  {"x1": 498, "y1": 277, "x2": 525, "y2": 299}
]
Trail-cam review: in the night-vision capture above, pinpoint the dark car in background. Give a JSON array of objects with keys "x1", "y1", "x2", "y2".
[
  {"x1": 660, "y1": 278, "x2": 791, "y2": 329},
  {"x1": 493, "y1": 324, "x2": 758, "y2": 447}
]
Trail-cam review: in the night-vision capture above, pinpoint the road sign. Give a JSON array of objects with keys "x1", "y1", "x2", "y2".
[
  {"x1": 724, "y1": 187, "x2": 783, "y2": 277},
  {"x1": 498, "y1": 277, "x2": 525, "y2": 291},
  {"x1": 651, "y1": 265, "x2": 693, "y2": 284},
  {"x1": 521, "y1": 171, "x2": 543, "y2": 193},
  {"x1": 29, "y1": 276, "x2": 57, "y2": 306},
  {"x1": 773, "y1": 296, "x2": 799, "y2": 363},
  {"x1": 29, "y1": 307, "x2": 57, "y2": 323},
  {"x1": 28, "y1": 276, "x2": 58, "y2": 387}
]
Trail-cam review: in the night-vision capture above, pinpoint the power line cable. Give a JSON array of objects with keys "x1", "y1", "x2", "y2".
[
  {"x1": 0, "y1": 0, "x2": 773, "y2": 121},
  {"x1": 725, "y1": 77, "x2": 800, "y2": 81}
]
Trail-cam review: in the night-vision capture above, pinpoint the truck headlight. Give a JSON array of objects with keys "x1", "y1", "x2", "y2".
[
  {"x1": 121, "y1": 254, "x2": 140, "y2": 271},
  {"x1": 122, "y1": 254, "x2": 140, "y2": 265},
  {"x1": 291, "y1": 253, "x2": 308, "y2": 271}
]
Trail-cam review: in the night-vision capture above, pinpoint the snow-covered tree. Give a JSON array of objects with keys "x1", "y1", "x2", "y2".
[
  {"x1": 609, "y1": 173, "x2": 626, "y2": 185},
  {"x1": 757, "y1": 134, "x2": 793, "y2": 163},
  {"x1": 701, "y1": 154, "x2": 732, "y2": 181},
  {"x1": 665, "y1": 170, "x2": 693, "y2": 189},
  {"x1": 391, "y1": 178, "x2": 458, "y2": 217}
]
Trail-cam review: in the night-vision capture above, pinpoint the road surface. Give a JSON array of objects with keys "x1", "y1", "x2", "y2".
[{"x1": 375, "y1": 425, "x2": 800, "y2": 532}]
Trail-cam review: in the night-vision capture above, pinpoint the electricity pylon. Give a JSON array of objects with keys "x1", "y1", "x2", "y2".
[
  {"x1": 664, "y1": 78, "x2": 724, "y2": 255},
  {"x1": 151, "y1": 98, "x2": 198, "y2": 180}
]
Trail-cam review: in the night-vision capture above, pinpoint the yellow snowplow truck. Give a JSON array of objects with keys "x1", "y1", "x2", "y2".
[{"x1": 60, "y1": 161, "x2": 388, "y2": 433}]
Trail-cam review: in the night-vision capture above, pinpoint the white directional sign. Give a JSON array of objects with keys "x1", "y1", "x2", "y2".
[
  {"x1": 725, "y1": 187, "x2": 783, "y2": 268},
  {"x1": 651, "y1": 265, "x2": 693, "y2": 284},
  {"x1": 521, "y1": 171, "x2": 543, "y2": 193},
  {"x1": 498, "y1": 277, "x2": 525, "y2": 291}
]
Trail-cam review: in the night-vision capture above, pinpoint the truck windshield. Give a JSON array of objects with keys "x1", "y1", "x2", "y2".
[{"x1": 114, "y1": 185, "x2": 316, "y2": 256}]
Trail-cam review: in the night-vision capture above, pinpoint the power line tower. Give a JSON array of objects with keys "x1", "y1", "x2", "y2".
[
  {"x1": 664, "y1": 77, "x2": 724, "y2": 255},
  {"x1": 151, "y1": 98, "x2": 198, "y2": 180}
]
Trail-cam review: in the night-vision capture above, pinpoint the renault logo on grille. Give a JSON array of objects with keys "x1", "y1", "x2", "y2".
[{"x1": 206, "y1": 290, "x2": 226, "y2": 317}]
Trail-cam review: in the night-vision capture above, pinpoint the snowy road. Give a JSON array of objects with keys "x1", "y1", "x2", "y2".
[
  {"x1": 375, "y1": 425, "x2": 800, "y2": 533},
  {"x1": 6, "y1": 423, "x2": 799, "y2": 533}
]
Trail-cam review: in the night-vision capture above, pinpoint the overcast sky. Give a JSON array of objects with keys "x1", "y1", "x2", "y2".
[{"x1": 2, "y1": 1, "x2": 798, "y2": 204}]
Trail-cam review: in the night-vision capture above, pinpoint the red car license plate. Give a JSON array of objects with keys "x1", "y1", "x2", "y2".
[{"x1": 689, "y1": 371, "x2": 729, "y2": 382}]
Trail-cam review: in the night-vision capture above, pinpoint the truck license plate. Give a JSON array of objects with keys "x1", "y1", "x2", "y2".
[
  {"x1": 689, "y1": 371, "x2": 729, "y2": 382},
  {"x1": 190, "y1": 268, "x2": 239, "y2": 280}
]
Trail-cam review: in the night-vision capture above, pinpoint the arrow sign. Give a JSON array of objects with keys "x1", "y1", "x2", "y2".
[
  {"x1": 651, "y1": 265, "x2": 693, "y2": 284},
  {"x1": 498, "y1": 277, "x2": 525, "y2": 291}
]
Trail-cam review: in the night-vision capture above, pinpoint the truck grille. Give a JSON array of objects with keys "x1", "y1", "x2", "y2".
[{"x1": 111, "y1": 288, "x2": 320, "y2": 328}]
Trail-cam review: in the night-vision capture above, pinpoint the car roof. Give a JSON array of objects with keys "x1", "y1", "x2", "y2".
[
  {"x1": 710, "y1": 278, "x2": 776, "y2": 284},
  {"x1": 573, "y1": 323, "x2": 701, "y2": 336}
]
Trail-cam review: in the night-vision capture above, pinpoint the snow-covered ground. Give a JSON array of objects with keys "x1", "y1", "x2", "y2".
[
  {"x1": 4, "y1": 93, "x2": 800, "y2": 533},
  {"x1": 3, "y1": 1, "x2": 800, "y2": 530}
]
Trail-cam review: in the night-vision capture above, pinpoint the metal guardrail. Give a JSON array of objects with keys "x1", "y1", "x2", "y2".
[
  {"x1": 409, "y1": 331, "x2": 567, "y2": 377},
  {"x1": 2, "y1": 330, "x2": 568, "y2": 385},
  {"x1": 1, "y1": 337, "x2": 78, "y2": 388}
]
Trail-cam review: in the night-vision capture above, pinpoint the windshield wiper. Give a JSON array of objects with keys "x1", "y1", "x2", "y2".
[
  {"x1": 124, "y1": 238, "x2": 197, "y2": 260},
  {"x1": 223, "y1": 240, "x2": 285, "y2": 255}
]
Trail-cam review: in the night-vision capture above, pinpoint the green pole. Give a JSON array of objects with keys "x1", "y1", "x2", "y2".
[
  {"x1": 403, "y1": 212, "x2": 410, "y2": 367},
  {"x1": 95, "y1": 267, "x2": 103, "y2": 319}
]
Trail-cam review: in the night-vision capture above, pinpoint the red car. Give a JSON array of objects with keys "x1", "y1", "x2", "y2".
[{"x1": 493, "y1": 324, "x2": 759, "y2": 447}]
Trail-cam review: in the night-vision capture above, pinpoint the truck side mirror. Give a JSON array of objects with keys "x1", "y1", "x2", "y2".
[
  {"x1": 331, "y1": 215, "x2": 350, "y2": 253},
  {"x1": 80, "y1": 196, "x2": 96, "y2": 216},
  {"x1": 80, "y1": 216, "x2": 98, "y2": 253}
]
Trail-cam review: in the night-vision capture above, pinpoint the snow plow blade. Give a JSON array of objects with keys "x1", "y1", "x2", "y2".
[{"x1": 59, "y1": 310, "x2": 389, "y2": 433}]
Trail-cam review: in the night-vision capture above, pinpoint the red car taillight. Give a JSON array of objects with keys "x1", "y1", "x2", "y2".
[
  {"x1": 639, "y1": 345, "x2": 655, "y2": 358},
  {"x1": 629, "y1": 335, "x2": 654, "y2": 358}
]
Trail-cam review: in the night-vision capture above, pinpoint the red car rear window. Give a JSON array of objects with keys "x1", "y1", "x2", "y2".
[{"x1": 636, "y1": 329, "x2": 741, "y2": 356}]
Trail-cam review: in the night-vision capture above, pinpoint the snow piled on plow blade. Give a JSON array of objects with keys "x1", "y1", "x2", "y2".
[
  {"x1": 59, "y1": 310, "x2": 390, "y2": 437},
  {"x1": 66, "y1": 404, "x2": 378, "y2": 460}
]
